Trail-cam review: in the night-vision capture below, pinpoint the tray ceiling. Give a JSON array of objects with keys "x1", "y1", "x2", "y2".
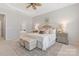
[{"x1": 5, "y1": 3, "x2": 75, "y2": 17}]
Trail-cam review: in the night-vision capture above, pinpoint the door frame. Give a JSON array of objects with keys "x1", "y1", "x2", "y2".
[{"x1": 0, "y1": 13, "x2": 6, "y2": 40}]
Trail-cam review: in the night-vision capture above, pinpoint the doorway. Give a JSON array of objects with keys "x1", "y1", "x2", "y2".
[{"x1": 0, "y1": 14, "x2": 5, "y2": 40}]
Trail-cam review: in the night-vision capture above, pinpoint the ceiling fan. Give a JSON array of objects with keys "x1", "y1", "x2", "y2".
[{"x1": 26, "y1": 3, "x2": 42, "y2": 10}]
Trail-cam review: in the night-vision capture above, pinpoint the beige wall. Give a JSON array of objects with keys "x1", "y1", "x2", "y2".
[
  {"x1": 33, "y1": 4, "x2": 79, "y2": 45},
  {"x1": 0, "y1": 4, "x2": 32, "y2": 40}
]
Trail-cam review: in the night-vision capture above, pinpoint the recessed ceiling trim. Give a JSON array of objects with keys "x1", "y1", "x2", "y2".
[{"x1": 5, "y1": 3, "x2": 75, "y2": 17}]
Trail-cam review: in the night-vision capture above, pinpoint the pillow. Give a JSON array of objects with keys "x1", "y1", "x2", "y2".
[{"x1": 49, "y1": 28, "x2": 56, "y2": 34}]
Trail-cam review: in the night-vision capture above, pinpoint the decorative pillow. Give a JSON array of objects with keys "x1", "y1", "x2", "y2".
[
  {"x1": 49, "y1": 28, "x2": 56, "y2": 34},
  {"x1": 44, "y1": 29, "x2": 50, "y2": 34}
]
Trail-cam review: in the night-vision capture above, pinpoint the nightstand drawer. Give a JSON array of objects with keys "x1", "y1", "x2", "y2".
[{"x1": 56, "y1": 32, "x2": 69, "y2": 45}]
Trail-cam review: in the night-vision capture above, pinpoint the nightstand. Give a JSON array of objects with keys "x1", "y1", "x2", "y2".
[{"x1": 56, "y1": 32, "x2": 69, "y2": 45}]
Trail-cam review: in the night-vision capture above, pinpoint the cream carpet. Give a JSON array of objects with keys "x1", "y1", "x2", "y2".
[
  {"x1": 0, "y1": 40, "x2": 78, "y2": 56},
  {"x1": 58, "y1": 45, "x2": 77, "y2": 56}
]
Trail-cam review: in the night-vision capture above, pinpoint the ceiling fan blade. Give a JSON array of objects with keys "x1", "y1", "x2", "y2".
[
  {"x1": 35, "y1": 3, "x2": 41, "y2": 6},
  {"x1": 26, "y1": 4, "x2": 31, "y2": 8},
  {"x1": 26, "y1": 3, "x2": 41, "y2": 10},
  {"x1": 32, "y1": 5, "x2": 37, "y2": 9}
]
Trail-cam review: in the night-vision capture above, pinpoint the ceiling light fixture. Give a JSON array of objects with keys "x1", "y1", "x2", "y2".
[{"x1": 26, "y1": 3, "x2": 42, "y2": 10}]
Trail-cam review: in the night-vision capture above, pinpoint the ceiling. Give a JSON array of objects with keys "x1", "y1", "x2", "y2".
[{"x1": 5, "y1": 3, "x2": 75, "y2": 17}]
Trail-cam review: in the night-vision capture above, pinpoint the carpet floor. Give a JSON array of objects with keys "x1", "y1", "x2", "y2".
[{"x1": 0, "y1": 40, "x2": 78, "y2": 56}]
